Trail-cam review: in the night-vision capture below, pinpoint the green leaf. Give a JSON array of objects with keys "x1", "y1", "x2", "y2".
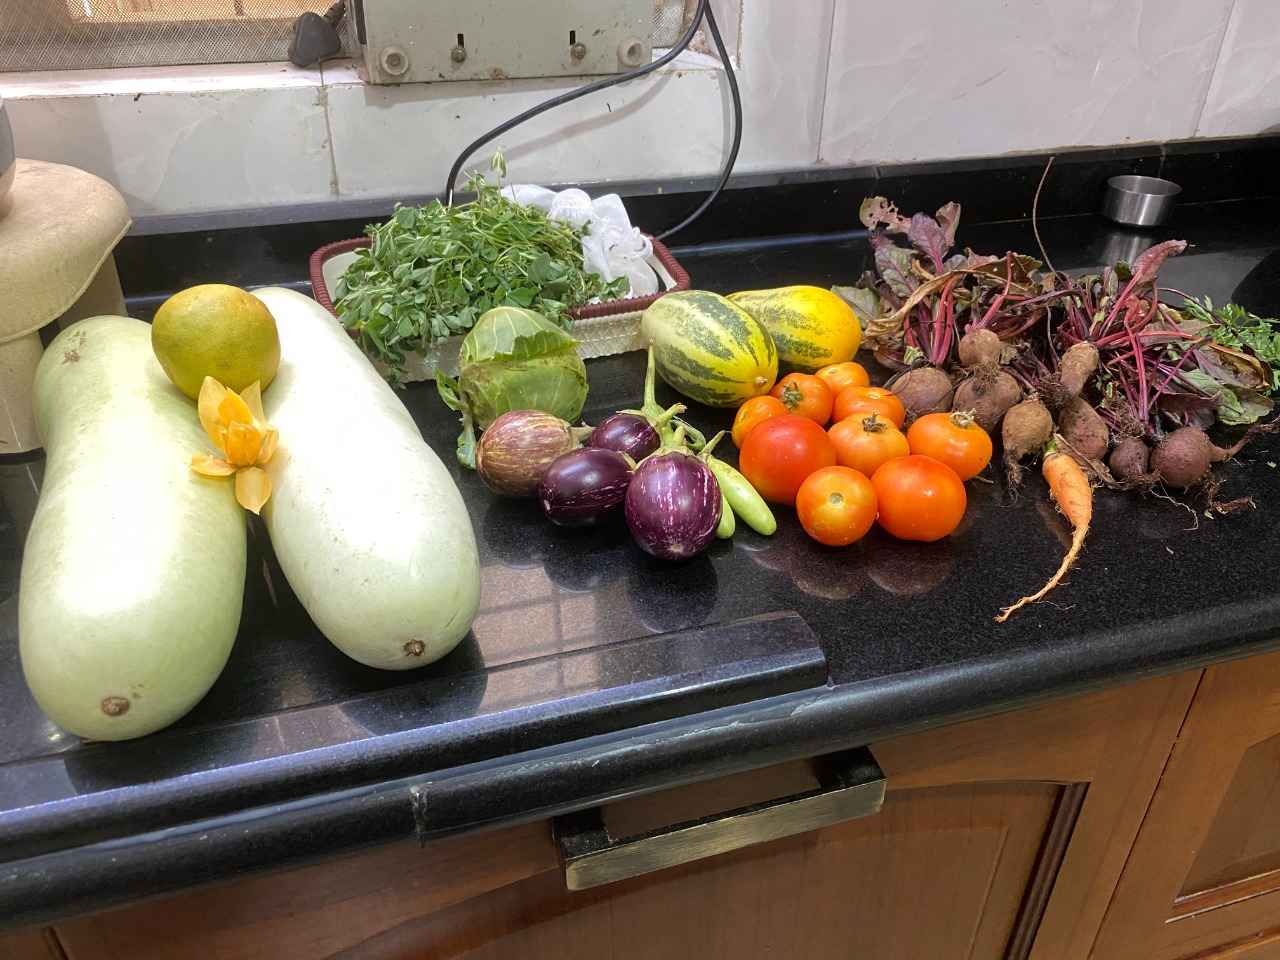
[
  {"x1": 436, "y1": 372, "x2": 462, "y2": 411},
  {"x1": 456, "y1": 412, "x2": 478, "y2": 469}
]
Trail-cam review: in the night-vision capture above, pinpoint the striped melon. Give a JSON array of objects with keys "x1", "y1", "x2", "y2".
[
  {"x1": 728, "y1": 286, "x2": 862, "y2": 372},
  {"x1": 641, "y1": 291, "x2": 778, "y2": 408}
]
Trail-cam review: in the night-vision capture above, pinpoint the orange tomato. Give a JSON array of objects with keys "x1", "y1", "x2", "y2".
[
  {"x1": 906, "y1": 411, "x2": 993, "y2": 481},
  {"x1": 828, "y1": 413, "x2": 910, "y2": 476},
  {"x1": 731, "y1": 395, "x2": 787, "y2": 447},
  {"x1": 770, "y1": 373, "x2": 834, "y2": 425},
  {"x1": 796, "y1": 466, "x2": 878, "y2": 547},
  {"x1": 833, "y1": 385, "x2": 907, "y2": 428},
  {"x1": 871, "y1": 455, "x2": 967, "y2": 542},
  {"x1": 738, "y1": 415, "x2": 838, "y2": 506},
  {"x1": 815, "y1": 361, "x2": 871, "y2": 396}
]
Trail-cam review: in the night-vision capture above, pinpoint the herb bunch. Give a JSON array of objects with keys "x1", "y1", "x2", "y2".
[
  {"x1": 1182, "y1": 296, "x2": 1280, "y2": 392},
  {"x1": 335, "y1": 169, "x2": 627, "y2": 381}
]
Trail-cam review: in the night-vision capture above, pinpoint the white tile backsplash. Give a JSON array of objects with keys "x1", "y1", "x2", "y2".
[
  {"x1": 4, "y1": 0, "x2": 1280, "y2": 221},
  {"x1": 820, "y1": 0, "x2": 1235, "y2": 165},
  {"x1": 1198, "y1": 0, "x2": 1280, "y2": 137},
  {"x1": 4, "y1": 65, "x2": 334, "y2": 217}
]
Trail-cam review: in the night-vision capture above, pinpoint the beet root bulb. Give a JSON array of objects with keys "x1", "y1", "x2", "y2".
[
  {"x1": 958, "y1": 328, "x2": 1002, "y2": 369},
  {"x1": 1108, "y1": 437, "x2": 1152, "y2": 483},
  {"x1": 1057, "y1": 397, "x2": 1109, "y2": 463},
  {"x1": 891, "y1": 367, "x2": 954, "y2": 423},
  {"x1": 1150, "y1": 427, "x2": 1216, "y2": 489},
  {"x1": 952, "y1": 370, "x2": 1022, "y2": 433},
  {"x1": 1001, "y1": 397, "x2": 1053, "y2": 489}
]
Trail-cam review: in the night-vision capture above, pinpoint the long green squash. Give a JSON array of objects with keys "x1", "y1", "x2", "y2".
[
  {"x1": 254, "y1": 288, "x2": 480, "y2": 670},
  {"x1": 640, "y1": 290, "x2": 778, "y2": 408},
  {"x1": 20, "y1": 317, "x2": 246, "y2": 740}
]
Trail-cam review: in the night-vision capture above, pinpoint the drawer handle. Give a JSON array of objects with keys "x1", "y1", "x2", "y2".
[{"x1": 554, "y1": 748, "x2": 885, "y2": 890}]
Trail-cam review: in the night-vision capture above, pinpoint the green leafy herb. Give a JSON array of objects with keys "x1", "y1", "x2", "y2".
[
  {"x1": 335, "y1": 165, "x2": 627, "y2": 382},
  {"x1": 1182, "y1": 295, "x2": 1280, "y2": 392}
]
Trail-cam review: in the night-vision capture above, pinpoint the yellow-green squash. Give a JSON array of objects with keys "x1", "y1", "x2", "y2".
[
  {"x1": 640, "y1": 290, "x2": 778, "y2": 408},
  {"x1": 729, "y1": 285, "x2": 862, "y2": 372}
]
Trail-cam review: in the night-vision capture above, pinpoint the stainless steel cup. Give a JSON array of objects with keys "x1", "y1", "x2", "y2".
[{"x1": 1103, "y1": 175, "x2": 1181, "y2": 227}]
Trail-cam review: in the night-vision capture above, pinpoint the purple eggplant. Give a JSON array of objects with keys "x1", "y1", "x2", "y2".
[
  {"x1": 538, "y1": 448, "x2": 633, "y2": 527},
  {"x1": 476, "y1": 410, "x2": 583, "y2": 497},
  {"x1": 625, "y1": 451, "x2": 722, "y2": 561},
  {"x1": 588, "y1": 413, "x2": 660, "y2": 460}
]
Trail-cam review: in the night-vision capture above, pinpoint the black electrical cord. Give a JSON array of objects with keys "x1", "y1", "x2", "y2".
[{"x1": 442, "y1": 0, "x2": 742, "y2": 242}]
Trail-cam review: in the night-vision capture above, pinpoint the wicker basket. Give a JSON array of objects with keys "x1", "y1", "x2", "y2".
[{"x1": 308, "y1": 237, "x2": 690, "y2": 381}]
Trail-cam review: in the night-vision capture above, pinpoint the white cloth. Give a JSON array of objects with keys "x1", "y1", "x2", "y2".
[{"x1": 502, "y1": 184, "x2": 659, "y2": 298}]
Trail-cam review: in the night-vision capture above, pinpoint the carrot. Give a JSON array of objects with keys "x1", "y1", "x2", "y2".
[{"x1": 995, "y1": 440, "x2": 1092, "y2": 622}]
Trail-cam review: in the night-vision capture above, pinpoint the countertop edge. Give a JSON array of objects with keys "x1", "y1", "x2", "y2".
[{"x1": 4, "y1": 609, "x2": 1278, "y2": 930}]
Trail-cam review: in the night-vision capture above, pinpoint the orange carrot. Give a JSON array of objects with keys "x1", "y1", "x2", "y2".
[{"x1": 996, "y1": 441, "x2": 1092, "y2": 622}]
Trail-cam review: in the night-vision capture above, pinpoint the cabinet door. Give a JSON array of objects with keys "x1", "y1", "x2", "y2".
[
  {"x1": 0, "y1": 929, "x2": 62, "y2": 960},
  {"x1": 1093, "y1": 650, "x2": 1280, "y2": 960},
  {"x1": 53, "y1": 672, "x2": 1196, "y2": 960}
]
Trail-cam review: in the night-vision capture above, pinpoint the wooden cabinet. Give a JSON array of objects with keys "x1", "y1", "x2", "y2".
[
  {"x1": 1094, "y1": 650, "x2": 1280, "y2": 960},
  {"x1": 46, "y1": 670, "x2": 1198, "y2": 960},
  {"x1": 0, "y1": 930, "x2": 60, "y2": 960}
]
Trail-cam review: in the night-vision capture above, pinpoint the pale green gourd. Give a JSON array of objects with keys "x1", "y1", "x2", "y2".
[
  {"x1": 20, "y1": 317, "x2": 246, "y2": 740},
  {"x1": 255, "y1": 288, "x2": 480, "y2": 670}
]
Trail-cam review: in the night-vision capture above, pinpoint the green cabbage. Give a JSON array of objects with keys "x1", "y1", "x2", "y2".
[{"x1": 437, "y1": 306, "x2": 588, "y2": 467}]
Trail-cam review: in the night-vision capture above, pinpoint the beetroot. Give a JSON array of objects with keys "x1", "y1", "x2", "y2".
[
  {"x1": 1057, "y1": 397, "x2": 1109, "y2": 463},
  {"x1": 1108, "y1": 437, "x2": 1152, "y2": 483},
  {"x1": 958, "y1": 328, "x2": 1002, "y2": 369},
  {"x1": 1058, "y1": 342, "x2": 1100, "y2": 397},
  {"x1": 1150, "y1": 427, "x2": 1218, "y2": 489},
  {"x1": 1001, "y1": 397, "x2": 1053, "y2": 489},
  {"x1": 952, "y1": 370, "x2": 1022, "y2": 433},
  {"x1": 892, "y1": 367, "x2": 954, "y2": 423}
]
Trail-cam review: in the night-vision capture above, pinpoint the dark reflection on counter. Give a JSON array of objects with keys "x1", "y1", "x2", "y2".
[
  {"x1": 481, "y1": 496, "x2": 550, "y2": 569},
  {"x1": 862, "y1": 531, "x2": 955, "y2": 598},
  {"x1": 626, "y1": 550, "x2": 719, "y2": 635}
]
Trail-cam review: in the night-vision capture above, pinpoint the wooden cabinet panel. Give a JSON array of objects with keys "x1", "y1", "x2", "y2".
[
  {"x1": 1093, "y1": 650, "x2": 1280, "y2": 960},
  {"x1": 47, "y1": 671, "x2": 1199, "y2": 960},
  {"x1": 55, "y1": 822, "x2": 559, "y2": 960},
  {"x1": 1184, "y1": 733, "x2": 1280, "y2": 896},
  {"x1": 337, "y1": 781, "x2": 1063, "y2": 960},
  {"x1": 0, "y1": 929, "x2": 62, "y2": 960}
]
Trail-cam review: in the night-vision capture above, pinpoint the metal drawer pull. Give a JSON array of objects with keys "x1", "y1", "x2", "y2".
[{"x1": 554, "y1": 748, "x2": 885, "y2": 890}]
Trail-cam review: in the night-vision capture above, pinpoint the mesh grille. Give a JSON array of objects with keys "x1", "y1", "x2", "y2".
[
  {"x1": 0, "y1": 0, "x2": 697, "y2": 72},
  {"x1": 650, "y1": 0, "x2": 697, "y2": 47},
  {"x1": 0, "y1": 0, "x2": 331, "y2": 71}
]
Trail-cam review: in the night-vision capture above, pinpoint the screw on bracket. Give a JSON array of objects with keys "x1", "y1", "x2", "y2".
[{"x1": 380, "y1": 45, "x2": 409, "y2": 75}]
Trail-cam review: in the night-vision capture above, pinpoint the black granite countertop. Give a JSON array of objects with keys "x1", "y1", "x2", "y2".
[{"x1": 4, "y1": 189, "x2": 1280, "y2": 927}]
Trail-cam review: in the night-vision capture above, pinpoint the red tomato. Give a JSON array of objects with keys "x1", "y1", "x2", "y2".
[
  {"x1": 833, "y1": 385, "x2": 906, "y2": 428},
  {"x1": 871, "y1": 455, "x2": 967, "y2": 542},
  {"x1": 815, "y1": 361, "x2": 871, "y2": 397},
  {"x1": 796, "y1": 466, "x2": 878, "y2": 547},
  {"x1": 732, "y1": 395, "x2": 787, "y2": 447},
  {"x1": 738, "y1": 415, "x2": 837, "y2": 506},
  {"x1": 828, "y1": 413, "x2": 910, "y2": 477},
  {"x1": 770, "y1": 373, "x2": 834, "y2": 425},
  {"x1": 906, "y1": 411, "x2": 993, "y2": 481}
]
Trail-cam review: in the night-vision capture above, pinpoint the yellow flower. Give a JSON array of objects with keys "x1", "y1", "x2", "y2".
[{"x1": 190, "y1": 377, "x2": 278, "y2": 514}]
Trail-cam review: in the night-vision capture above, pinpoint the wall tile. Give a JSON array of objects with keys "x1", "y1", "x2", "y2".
[
  {"x1": 820, "y1": 0, "x2": 1235, "y2": 166},
  {"x1": 1198, "y1": 0, "x2": 1280, "y2": 137},
  {"x1": 2, "y1": 64, "x2": 334, "y2": 218}
]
